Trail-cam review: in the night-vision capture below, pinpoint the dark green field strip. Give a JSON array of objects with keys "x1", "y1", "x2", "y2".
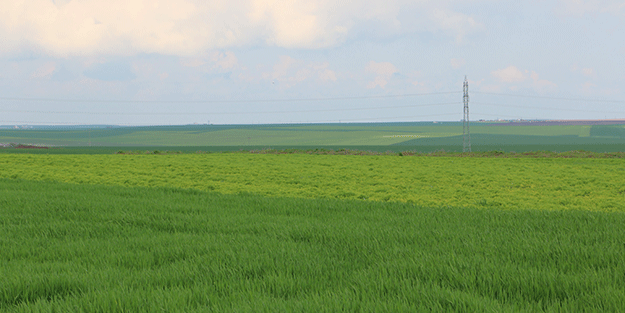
[
  {"x1": 394, "y1": 133, "x2": 625, "y2": 146},
  {"x1": 0, "y1": 128, "x2": 137, "y2": 139},
  {"x1": 1, "y1": 179, "x2": 624, "y2": 312},
  {"x1": 590, "y1": 125, "x2": 625, "y2": 138},
  {"x1": 394, "y1": 134, "x2": 625, "y2": 152}
]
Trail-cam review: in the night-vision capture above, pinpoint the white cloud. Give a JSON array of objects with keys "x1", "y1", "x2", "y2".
[
  {"x1": 248, "y1": 0, "x2": 348, "y2": 49},
  {"x1": 598, "y1": 88, "x2": 621, "y2": 96},
  {"x1": 581, "y1": 81, "x2": 596, "y2": 93},
  {"x1": 468, "y1": 78, "x2": 484, "y2": 88},
  {"x1": 269, "y1": 55, "x2": 299, "y2": 81},
  {"x1": 429, "y1": 9, "x2": 483, "y2": 43},
  {"x1": 491, "y1": 66, "x2": 527, "y2": 83},
  {"x1": 450, "y1": 58, "x2": 465, "y2": 69},
  {"x1": 366, "y1": 61, "x2": 398, "y2": 77},
  {"x1": 530, "y1": 71, "x2": 557, "y2": 93},
  {"x1": 0, "y1": 0, "x2": 486, "y2": 57},
  {"x1": 211, "y1": 51, "x2": 239, "y2": 70},
  {"x1": 180, "y1": 51, "x2": 239, "y2": 72},
  {"x1": 488, "y1": 67, "x2": 557, "y2": 93},
  {"x1": 581, "y1": 67, "x2": 596, "y2": 79},
  {"x1": 180, "y1": 58, "x2": 207, "y2": 68},
  {"x1": 571, "y1": 65, "x2": 597, "y2": 79},
  {"x1": 557, "y1": 0, "x2": 625, "y2": 17},
  {"x1": 31, "y1": 62, "x2": 56, "y2": 78},
  {"x1": 263, "y1": 55, "x2": 337, "y2": 87},
  {"x1": 479, "y1": 84, "x2": 501, "y2": 93},
  {"x1": 366, "y1": 61, "x2": 398, "y2": 89},
  {"x1": 313, "y1": 63, "x2": 337, "y2": 82},
  {"x1": 0, "y1": 0, "x2": 202, "y2": 56},
  {"x1": 579, "y1": 82, "x2": 621, "y2": 96}
]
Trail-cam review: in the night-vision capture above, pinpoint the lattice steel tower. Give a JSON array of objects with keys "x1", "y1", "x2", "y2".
[{"x1": 463, "y1": 76, "x2": 471, "y2": 152}]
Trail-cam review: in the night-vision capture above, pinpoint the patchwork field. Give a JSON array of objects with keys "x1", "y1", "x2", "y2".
[
  {"x1": 2, "y1": 122, "x2": 625, "y2": 152},
  {"x1": 1, "y1": 152, "x2": 624, "y2": 311}
]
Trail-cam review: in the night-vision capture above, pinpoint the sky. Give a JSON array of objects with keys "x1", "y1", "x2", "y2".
[{"x1": 0, "y1": 0, "x2": 624, "y2": 125}]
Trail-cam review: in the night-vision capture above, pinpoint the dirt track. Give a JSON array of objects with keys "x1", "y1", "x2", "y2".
[{"x1": 15, "y1": 144, "x2": 49, "y2": 149}]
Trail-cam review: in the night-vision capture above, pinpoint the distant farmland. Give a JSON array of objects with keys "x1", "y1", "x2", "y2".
[{"x1": 1, "y1": 121, "x2": 625, "y2": 153}]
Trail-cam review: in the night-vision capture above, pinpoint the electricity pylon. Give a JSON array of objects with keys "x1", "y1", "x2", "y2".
[{"x1": 463, "y1": 76, "x2": 471, "y2": 152}]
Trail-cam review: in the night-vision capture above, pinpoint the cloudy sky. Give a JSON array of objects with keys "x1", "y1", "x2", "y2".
[{"x1": 0, "y1": 0, "x2": 624, "y2": 125}]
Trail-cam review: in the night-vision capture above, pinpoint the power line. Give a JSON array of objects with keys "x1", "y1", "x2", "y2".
[
  {"x1": 0, "y1": 91, "x2": 462, "y2": 104},
  {"x1": 472, "y1": 102, "x2": 625, "y2": 115},
  {"x1": 472, "y1": 91, "x2": 625, "y2": 104},
  {"x1": 0, "y1": 102, "x2": 461, "y2": 116},
  {"x1": 309, "y1": 113, "x2": 461, "y2": 123},
  {"x1": 0, "y1": 120, "x2": 140, "y2": 126},
  {"x1": 471, "y1": 112, "x2": 543, "y2": 120},
  {"x1": 0, "y1": 112, "x2": 462, "y2": 126}
]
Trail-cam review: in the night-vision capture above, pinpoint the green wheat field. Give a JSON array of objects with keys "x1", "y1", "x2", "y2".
[{"x1": 1, "y1": 122, "x2": 625, "y2": 311}]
